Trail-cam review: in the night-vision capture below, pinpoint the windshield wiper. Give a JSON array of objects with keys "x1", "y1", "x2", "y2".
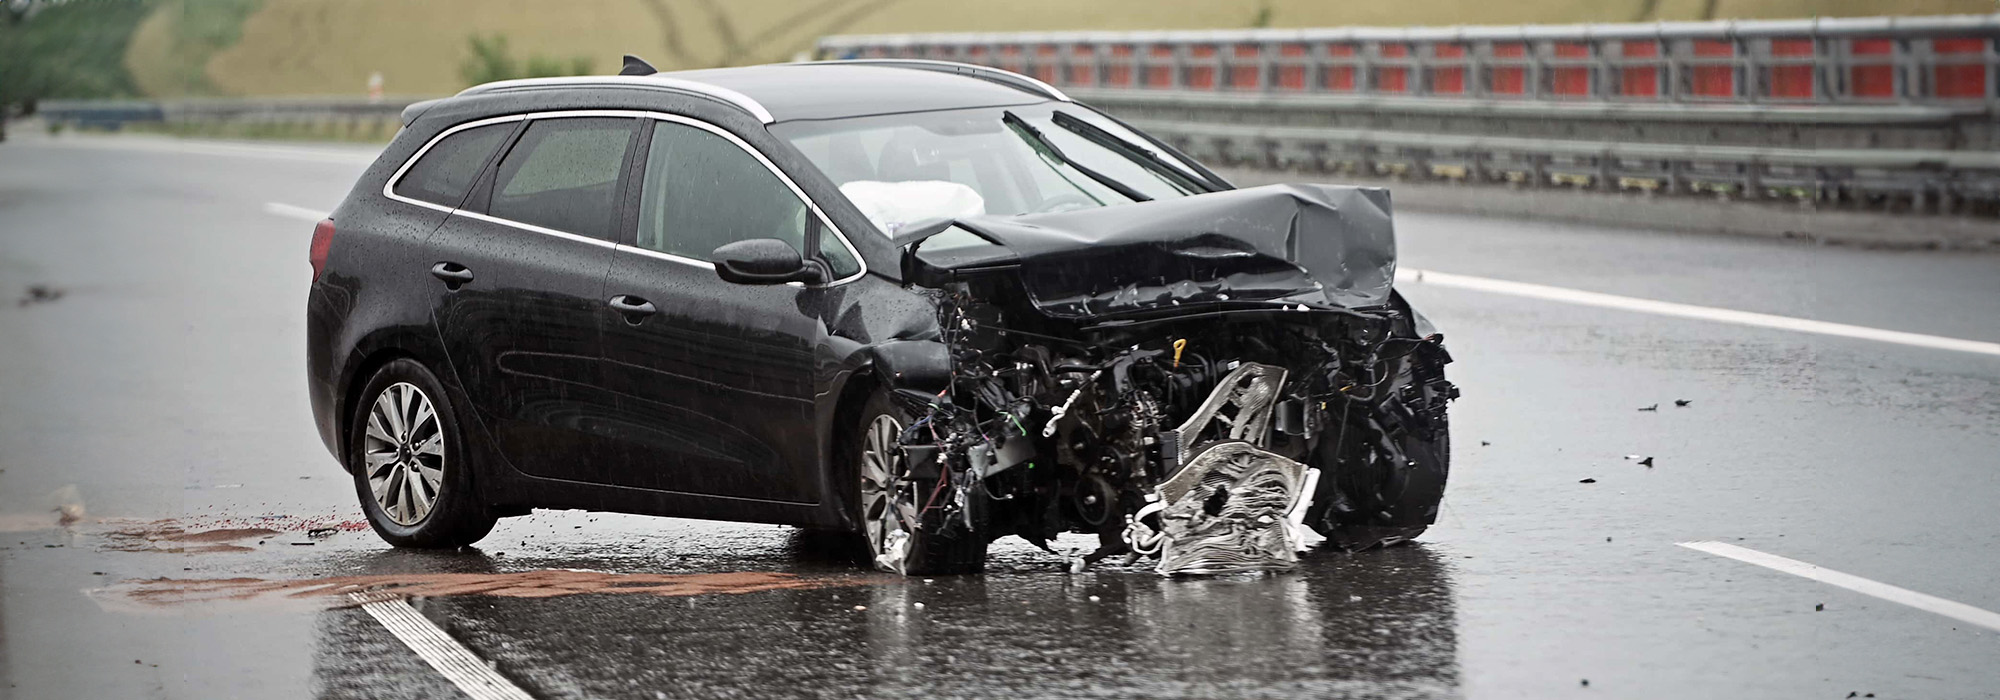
[
  {"x1": 1050, "y1": 111, "x2": 1215, "y2": 193},
  {"x1": 1001, "y1": 110, "x2": 1151, "y2": 204}
]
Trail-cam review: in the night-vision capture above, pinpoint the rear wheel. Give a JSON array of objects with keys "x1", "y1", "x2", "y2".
[
  {"x1": 349, "y1": 359, "x2": 496, "y2": 548},
  {"x1": 850, "y1": 389, "x2": 985, "y2": 575}
]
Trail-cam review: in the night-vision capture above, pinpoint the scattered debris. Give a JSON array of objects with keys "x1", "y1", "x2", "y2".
[
  {"x1": 1480, "y1": 441, "x2": 1491, "y2": 446},
  {"x1": 852, "y1": 605, "x2": 867, "y2": 611},
  {"x1": 1580, "y1": 678, "x2": 1590, "y2": 687},
  {"x1": 912, "y1": 602, "x2": 925, "y2": 610},
  {"x1": 1816, "y1": 603, "x2": 1825, "y2": 612},
  {"x1": 305, "y1": 527, "x2": 338, "y2": 539},
  {"x1": 1087, "y1": 595, "x2": 1100, "y2": 602},
  {"x1": 1637, "y1": 404, "x2": 1659, "y2": 412},
  {"x1": 1638, "y1": 457, "x2": 1654, "y2": 468},
  {"x1": 1579, "y1": 478, "x2": 1597, "y2": 484},
  {"x1": 1674, "y1": 399, "x2": 1692, "y2": 407},
  {"x1": 17, "y1": 284, "x2": 65, "y2": 307}
]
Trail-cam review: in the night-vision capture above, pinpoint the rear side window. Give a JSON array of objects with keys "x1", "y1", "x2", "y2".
[
  {"x1": 637, "y1": 121, "x2": 860, "y2": 279},
  {"x1": 488, "y1": 117, "x2": 634, "y2": 240},
  {"x1": 392, "y1": 123, "x2": 512, "y2": 207}
]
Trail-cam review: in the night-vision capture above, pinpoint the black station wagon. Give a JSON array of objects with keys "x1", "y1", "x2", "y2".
[{"x1": 307, "y1": 58, "x2": 1456, "y2": 576}]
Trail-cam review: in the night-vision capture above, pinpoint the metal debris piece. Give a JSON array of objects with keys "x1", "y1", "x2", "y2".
[{"x1": 1151, "y1": 441, "x2": 1311, "y2": 575}]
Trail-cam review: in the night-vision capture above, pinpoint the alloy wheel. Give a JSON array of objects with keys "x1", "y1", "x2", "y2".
[
  {"x1": 859, "y1": 413, "x2": 917, "y2": 572},
  {"x1": 362, "y1": 382, "x2": 446, "y2": 526}
]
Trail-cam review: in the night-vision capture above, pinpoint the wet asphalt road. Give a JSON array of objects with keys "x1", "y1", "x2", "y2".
[{"x1": 2, "y1": 133, "x2": 1998, "y2": 699}]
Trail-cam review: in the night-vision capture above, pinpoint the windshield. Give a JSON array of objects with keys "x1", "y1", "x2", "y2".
[{"x1": 771, "y1": 104, "x2": 1214, "y2": 235}]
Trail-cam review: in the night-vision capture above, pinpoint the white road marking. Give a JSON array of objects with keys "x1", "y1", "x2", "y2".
[
  {"x1": 1398, "y1": 268, "x2": 2000, "y2": 357},
  {"x1": 20, "y1": 134, "x2": 379, "y2": 164},
  {"x1": 1678, "y1": 542, "x2": 2000, "y2": 633},
  {"x1": 263, "y1": 202, "x2": 328, "y2": 223},
  {"x1": 350, "y1": 593, "x2": 536, "y2": 700}
]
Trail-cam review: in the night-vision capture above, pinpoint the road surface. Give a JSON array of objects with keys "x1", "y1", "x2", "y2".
[{"x1": 2, "y1": 132, "x2": 1997, "y2": 699}]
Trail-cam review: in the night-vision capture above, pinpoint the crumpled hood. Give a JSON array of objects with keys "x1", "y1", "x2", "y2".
[{"x1": 908, "y1": 184, "x2": 1397, "y2": 318}]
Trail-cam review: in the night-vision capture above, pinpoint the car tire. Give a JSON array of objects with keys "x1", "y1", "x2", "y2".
[
  {"x1": 847, "y1": 388, "x2": 986, "y2": 575},
  {"x1": 348, "y1": 358, "x2": 496, "y2": 549}
]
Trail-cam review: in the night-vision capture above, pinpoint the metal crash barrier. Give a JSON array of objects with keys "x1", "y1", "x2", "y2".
[{"x1": 818, "y1": 14, "x2": 2000, "y2": 215}]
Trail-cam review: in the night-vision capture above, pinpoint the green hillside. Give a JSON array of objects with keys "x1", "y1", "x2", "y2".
[{"x1": 123, "y1": 0, "x2": 2000, "y2": 97}]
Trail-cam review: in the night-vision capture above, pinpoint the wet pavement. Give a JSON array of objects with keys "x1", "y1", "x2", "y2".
[{"x1": 2, "y1": 133, "x2": 1998, "y2": 699}]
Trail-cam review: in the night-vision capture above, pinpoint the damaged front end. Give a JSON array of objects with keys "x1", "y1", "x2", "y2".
[{"x1": 877, "y1": 184, "x2": 1456, "y2": 576}]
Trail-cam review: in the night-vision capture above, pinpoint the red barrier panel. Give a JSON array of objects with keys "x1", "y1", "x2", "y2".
[
  {"x1": 1188, "y1": 44, "x2": 1219, "y2": 90},
  {"x1": 1934, "y1": 37, "x2": 1988, "y2": 98},
  {"x1": 1326, "y1": 44, "x2": 1358, "y2": 91},
  {"x1": 1230, "y1": 44, "x2": 1261, "y2": 89},
  {"x1": 1277, "y1": 43, "x2": 1308, "y2": 90},
  {"x1": 1620, "y1": 40, "x2": 1661, "y2": 97},
  {"x1": 1068, "y1": 45, "x2": 1094, "y2": 86},
  {"x1": 1551, "y1": 42, "x2": 1591, "y2": 97},
  {"x1": 1377, "y1": 43, "x2": 1410, "y2": 93},
  {"x1": 1431, "y1": 44, "x2": 1467, "y2": 94},
  {"x1": 1108, "y1": 45, "x2": 1135, "y2": 87},
  {"x1": 999, "y1": 45, "x2": 1024, "y2": 75},
  {"x1": 1033, "y1": 44, "x2": 1058, "y2": 83},
  {"x1": 1691, "y1": 39, "x2": 1736, "y2": 98},
  {"x1": 1849, "y1": 38, "x2": 1895, "y2": 98},
  {"x1": 1145, "y1": 45, "x2": 1174, "y2": 88},
  {"x1": 1769, "y1": 38, "x2": 1815, "y2": 99},
  {"x1": 1491, "y1": 43, "x2": 1528, "y2": 95}
]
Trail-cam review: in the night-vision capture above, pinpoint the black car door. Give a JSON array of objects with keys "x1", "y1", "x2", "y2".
[
  {"x1": 596, "y1": 115, "x2": 865, "y2": 502},
  {"x1": 428, "y1": 114, "x2": 639, "y2": 484}
]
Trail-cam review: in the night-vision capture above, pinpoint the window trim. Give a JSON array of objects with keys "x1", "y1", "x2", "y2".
[
  {"x1": 384, "y1": 109, "x2": 867, "y2": 287},
  {"x1": 381, "y1": 114, "x2": 525, "y2": 212}
]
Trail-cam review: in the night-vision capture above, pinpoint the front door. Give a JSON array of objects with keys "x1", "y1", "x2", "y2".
[
  {"x1": 596, "y1": 117, "x2": 864, "y2": 502},
  {"x1": 430, "y1": 115, "x2": 638, "y2": 483}
]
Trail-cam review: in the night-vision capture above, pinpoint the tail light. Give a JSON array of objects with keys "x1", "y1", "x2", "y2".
[{"x1": 309, "y1": 218, "x2": 336, "y2": 281}]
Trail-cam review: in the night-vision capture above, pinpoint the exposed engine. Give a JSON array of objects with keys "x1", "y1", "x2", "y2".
[{"x1": 885, "y1": 277, "x2": 1456, "y2": 575}]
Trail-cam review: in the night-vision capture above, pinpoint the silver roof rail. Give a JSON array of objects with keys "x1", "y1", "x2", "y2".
[
  {"x1": 807, "y1": 59, "x2": 1072, "y2": 103},
  {"x1": 456, "y1": 75, "x2": 776, "y2": 124}
]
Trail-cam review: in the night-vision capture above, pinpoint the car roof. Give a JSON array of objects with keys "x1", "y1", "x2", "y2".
[{"x1": 457, "y1": 62, "x2": 1062, "y2": 125}]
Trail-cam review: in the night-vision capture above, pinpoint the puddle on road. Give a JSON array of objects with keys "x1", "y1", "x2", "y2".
[{"x1": 89, "y1": 569, "x2": 868, "y2": 614}]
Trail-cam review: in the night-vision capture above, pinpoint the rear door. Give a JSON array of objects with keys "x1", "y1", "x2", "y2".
[
  {"x1": 595, "y1": 115, "x2": 865, "y2": 501},
  {"x1": 426, "y1": 114, "x2": 640, "y2": 484}
]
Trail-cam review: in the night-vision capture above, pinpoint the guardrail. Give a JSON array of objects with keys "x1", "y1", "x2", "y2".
[
  {"x1": 819, "y1": 16, "x2": 2000, "y2": 215},
  {"x1": 816, "y1": 14, "x2": 2000, "y2": 107}
]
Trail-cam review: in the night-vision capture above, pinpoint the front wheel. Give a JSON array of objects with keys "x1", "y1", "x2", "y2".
[
  {"x1": 348, "y1": 358, "x2": 495, "y2": 548},
  {"x1": 849, "y1": 389, "x2": 985, "y2": 575}
]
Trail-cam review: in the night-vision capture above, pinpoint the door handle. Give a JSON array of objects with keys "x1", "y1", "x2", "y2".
[
  {"x1": 430, "y1": 262, "x2": 474, "y2": 288},
  {"x1": 608, "y1": 294, "x2": 657, "y2": 324}
]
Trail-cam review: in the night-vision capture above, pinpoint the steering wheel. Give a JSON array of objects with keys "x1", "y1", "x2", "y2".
[{"x1": 1028, "y1": 192, "x2": 1101, "y2": 214}]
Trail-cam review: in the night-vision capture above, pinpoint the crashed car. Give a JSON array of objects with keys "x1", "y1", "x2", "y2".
[{"x1": 306, "y1": 57, "x2": 1454, "y2": 576}]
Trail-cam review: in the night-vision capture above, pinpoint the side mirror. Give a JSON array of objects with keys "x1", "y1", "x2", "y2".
[{"x1": 712, "y1": 239, "x2": 824, "y2": 285}]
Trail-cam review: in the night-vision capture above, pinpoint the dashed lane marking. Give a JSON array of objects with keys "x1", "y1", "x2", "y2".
[
  {"x1": 1678, "y1": 542, "x2": 2000, "y2": 633},
  {"x1": 350, "y1": 592, "x2": 536, "y2": 700},
  {"x1": 1399, "y1": 268, "x2": 2000, "y2": 357},
  {"x1": 263, "y1": 202, "x2": 329, "y2": 222}
]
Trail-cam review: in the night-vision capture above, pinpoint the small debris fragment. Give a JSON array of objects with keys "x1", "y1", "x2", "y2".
[
  {"x1": 853, "y1": 605, "x2": 867, "y2": 611},
  {"x1": 18, "y1": 284, "x2": 65, "y2": 307},
  {"x1": 1479, "y1": 441, "x2": 1491, "y2": 446},
  {"x1": 1087, "y1": 595, "x2": 1100, "y2": 602},
  {"x1": 912, "y1": 602, "x2": 925, "y2": 610},
  {"x1": 306, "y1": 527, "x2": 338, "y2": 539},
  {"x1": 1638, "y1": 457, "x2": 1654, "y2": 468},
  {"x1": 92, "y1": 571, "x2": 105, "y2": 575},
  {"x1": 1580, "y1": 678, "x2": 1590, "y2": 687},
  {"x1": 291, "y1": 541, "x2": 315, "y2": 546},
  {"x1": 1637, "y1": 404, "x2": 1658, "y2": 412},
  {"x1": 1605, "y1": 537, "x2": 1612, "y2": 542},
  {"x1": 1674, "y1": 399, "x2": 1692, "y2": 407},
  {"x1": 1815, "y1": 603, "x2": 1825, "y2": 612},
  {"x1": 214, "y1": 484, "x2": 242, "y2": 489},
  {"x1": 1579, "y1": 478, "x2": 1597, "y2": 484}
]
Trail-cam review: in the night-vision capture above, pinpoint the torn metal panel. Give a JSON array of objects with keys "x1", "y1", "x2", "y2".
[{"x1": 1154, "y1": 441, "x2": 1311, "y2": 575}]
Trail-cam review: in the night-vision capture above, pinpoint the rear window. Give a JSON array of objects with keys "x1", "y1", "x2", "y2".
[
  {"x1": 488, "y1": 117, "x2": 635, "y2": 240},
  {"x1": 392, "y1": 122, "x2": 512, "y2": 208}
]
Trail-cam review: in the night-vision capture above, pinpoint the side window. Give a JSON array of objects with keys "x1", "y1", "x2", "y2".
[
  {"x1": 487, "y1": 117, "x2": 634, "y2": 240},
  {"x1": 637, "y1": 121, "x2": 860, "y2": 278},
  {"x1": 392, "y1": 122, "x2": 512, "y2": 207}
]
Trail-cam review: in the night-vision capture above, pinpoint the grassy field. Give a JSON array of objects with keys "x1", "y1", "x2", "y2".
[{"x1": 128, "y1": 0, "x2": 2000, "y2": 97}]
